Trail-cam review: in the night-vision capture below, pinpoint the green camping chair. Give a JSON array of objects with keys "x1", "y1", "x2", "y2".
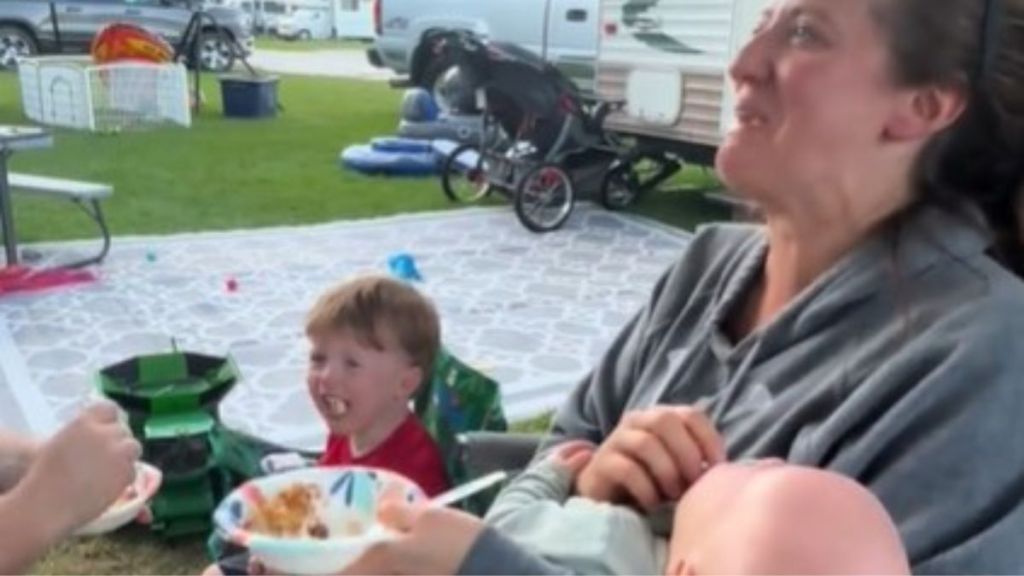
[{"x1": 412, "y1": 346, "x2": 510, "y2": 513}]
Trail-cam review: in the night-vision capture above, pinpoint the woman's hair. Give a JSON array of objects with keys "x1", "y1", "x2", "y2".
[{"x1": 872, "y1": 0, "x2": 1024, "y2": 276}]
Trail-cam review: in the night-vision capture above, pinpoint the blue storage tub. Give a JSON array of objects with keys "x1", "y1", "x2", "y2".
[{"x1": 219, "y1": 75, "x2": 279, "y2": 119}]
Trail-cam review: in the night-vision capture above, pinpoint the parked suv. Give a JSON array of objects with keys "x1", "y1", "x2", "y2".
[
  {"x1": 0, "y1": 0, "x2": 253, "y2": 71},
  {"x1": 368, "y1": 0, "x2": 599, "y2": 102}
]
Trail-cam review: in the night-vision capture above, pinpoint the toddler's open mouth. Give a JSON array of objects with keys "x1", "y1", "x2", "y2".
[{"x1": 323, "y1": 395, "x2": 349, "y2": 417}]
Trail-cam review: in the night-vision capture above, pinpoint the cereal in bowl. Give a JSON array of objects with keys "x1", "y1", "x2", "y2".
[{"x1": 243, "y1": 483, "x2": 328, "y2": 539}]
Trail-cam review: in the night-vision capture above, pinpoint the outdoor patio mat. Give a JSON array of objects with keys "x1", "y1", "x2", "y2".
[{"x1": 0, "y1": 206, "x2": 690, "y2": 450}]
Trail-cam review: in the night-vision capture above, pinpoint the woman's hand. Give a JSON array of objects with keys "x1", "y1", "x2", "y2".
[
  {"x1": 340, "y1": 501, "x2": 486, "y2": 575},
  {"x1": 23, "y1": 402, "x2": 141, "y2": 535},
  {"x1": 575, "y1": 405, "x2": 726, "y2": 512},
  {"x1": 0, "y1": 431, "x2": 40, "y2": 494}
]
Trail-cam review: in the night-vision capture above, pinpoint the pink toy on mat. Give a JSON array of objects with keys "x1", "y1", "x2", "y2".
[{"x1": 0, "y1": 266, "x2": 96, "y2": 296}]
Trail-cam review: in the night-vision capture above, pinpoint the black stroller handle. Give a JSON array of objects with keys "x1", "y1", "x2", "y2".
[{"x1": 433, "y1": 30, "x2": 491, "y2": 89}]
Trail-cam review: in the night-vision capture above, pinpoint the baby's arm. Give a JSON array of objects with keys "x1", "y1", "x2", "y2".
[
  {"x1": 483, "y1": 443, "x2": 665, "y2": 576},
  {"x1": 484, "y1": 441, "x2": 593, "y2": 529}
]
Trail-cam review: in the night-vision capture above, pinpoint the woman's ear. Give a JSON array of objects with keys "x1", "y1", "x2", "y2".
[{"x1": 884, "y1": 85, "x2": 967, "y2": 142}]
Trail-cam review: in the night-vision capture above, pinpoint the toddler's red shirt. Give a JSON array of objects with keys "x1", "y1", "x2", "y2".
[{"x1": 318, "y1": 414, "x2": 449, "y2": 497}]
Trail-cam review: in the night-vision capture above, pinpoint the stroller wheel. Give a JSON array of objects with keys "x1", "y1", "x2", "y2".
[
  {"x1": 600, "y1": 161, "x2": 640, "y2": 210},
  {"x1": 441, "y1": 144, "x2": 493, "y2": 203},
  {"x1": 515, "y1": 163, "x2": 575, "y2": 233}
]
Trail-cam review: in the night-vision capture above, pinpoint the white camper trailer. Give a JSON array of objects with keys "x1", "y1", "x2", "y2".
[
  {"x1": 334, "y1": 0, "x2": 374, "y2": 40},
  {"x1": 596, "y1": 0, "x2": 771, "y2": 165}
]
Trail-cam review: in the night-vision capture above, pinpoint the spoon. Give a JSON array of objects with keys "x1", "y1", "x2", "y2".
[{"x1": 430, "y1": 470, "x2": 509, "y2": 508}]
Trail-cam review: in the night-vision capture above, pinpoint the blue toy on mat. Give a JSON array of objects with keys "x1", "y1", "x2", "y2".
[{"x1": 388, "y1": 252, "x2": 424, "y2": 282}]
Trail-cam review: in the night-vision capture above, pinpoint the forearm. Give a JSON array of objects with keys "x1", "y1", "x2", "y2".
[
  {"x1": 0, "y1": 475, "x2": 67, "y2": 573},
  {"x1": 0, "y1": 432, "x2": 38, "y2": 494},
  {"x1": 457, "y1": 526, "x2": 573, "y2": 576}
]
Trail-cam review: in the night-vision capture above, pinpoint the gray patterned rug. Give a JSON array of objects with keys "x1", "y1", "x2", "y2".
[{"x1": 0, "y1": 206, "x2": 689, "y2": 450}]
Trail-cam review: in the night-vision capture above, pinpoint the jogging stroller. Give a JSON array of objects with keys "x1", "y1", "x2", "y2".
[{"x1": 436, "y1": 32, "x2": 666, "y2": 232}]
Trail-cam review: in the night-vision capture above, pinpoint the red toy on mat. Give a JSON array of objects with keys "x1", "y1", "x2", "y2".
[{"x1": 0, "y1": 266, "x2": 96, "y2": 295}]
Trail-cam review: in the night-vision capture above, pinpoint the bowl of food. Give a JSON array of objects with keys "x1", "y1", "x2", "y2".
[
  {"x1": 213, "y1": 466, "x2": 426, "y2": 575},
  {"x1": 75, "y1": 461, "x2": 163, "y2": 536}
]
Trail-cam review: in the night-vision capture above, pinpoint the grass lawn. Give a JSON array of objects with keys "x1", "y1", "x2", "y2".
[
  {"x1": 0, "y1": 73, "x2": 723, "y2": 245},
  {"x1": 254, "y1": 36, "x2": 370, "y2": 52},
  {"x1": 33, "y1": 526, "x2": 211, "y2": 576},
  {"x1": 1, "y1": 69, "x2": 724, "y2": 574},
  {"x1": 0, "y1": 72, "x2": 450, "y2": 243}
]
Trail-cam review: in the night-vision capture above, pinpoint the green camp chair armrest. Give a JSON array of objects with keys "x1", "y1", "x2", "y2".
[{"x1": 457, "y1": 431, "x2": 543, "y2": 478}]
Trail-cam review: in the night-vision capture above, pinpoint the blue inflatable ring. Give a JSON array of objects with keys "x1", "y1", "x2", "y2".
[
  {"x1": 370, "y1": 137, "x2": 435, "y2": 153},
  {"x1": 340, "y1": 144, "x2": 439, "y2": 176}
]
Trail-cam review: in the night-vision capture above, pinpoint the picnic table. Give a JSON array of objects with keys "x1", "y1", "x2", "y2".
[{"x1": 0, "y1": 125, "x2": 54, "y2": 266}]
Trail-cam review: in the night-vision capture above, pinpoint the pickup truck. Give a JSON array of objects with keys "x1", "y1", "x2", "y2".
[
  {"x1": 367, "y1": 0, "x2": 598, "y2": 100},
  {"x1": 0, "y1": 0, "x2": 253, "y2": 71}
]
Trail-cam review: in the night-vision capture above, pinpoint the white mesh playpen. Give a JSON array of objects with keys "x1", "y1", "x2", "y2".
[{"x1": 18, "y1": 56, "x2": 191, "y2": 132}]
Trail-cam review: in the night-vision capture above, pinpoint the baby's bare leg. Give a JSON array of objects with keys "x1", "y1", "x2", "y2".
[{"x1": 666, "y1": 461, "x2": 909, "y2": 575}]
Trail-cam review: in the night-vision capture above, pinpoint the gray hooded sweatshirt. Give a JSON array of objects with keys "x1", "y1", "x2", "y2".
[{"x1": 458, "y1": 205, "x2": 1024, "y2": 575}]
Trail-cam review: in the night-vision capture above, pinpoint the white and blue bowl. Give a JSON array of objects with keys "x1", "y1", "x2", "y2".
[
  {"x1": 213, "y1": 466, "x2": 426, "y2": 575},
  {"x1": 75, "y1": 461, "x2": 163, "y2": 536}
]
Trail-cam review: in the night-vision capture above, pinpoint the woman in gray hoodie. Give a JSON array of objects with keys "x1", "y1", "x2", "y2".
[{"x1": 342, "y1": 0, "x2": 1024, "y2": 573}]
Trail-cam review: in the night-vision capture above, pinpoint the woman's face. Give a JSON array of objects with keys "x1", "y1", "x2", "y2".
[{"x1": 715, "y1": 0, "x2": 909, "y2": 214}]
